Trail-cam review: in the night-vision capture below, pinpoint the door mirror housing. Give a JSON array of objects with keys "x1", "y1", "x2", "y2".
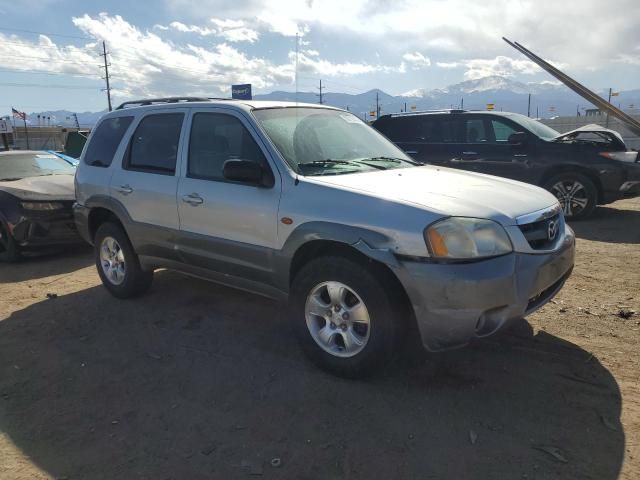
[
  {"x1": 222, "y1": 159, "x2": 274, "y2": 187},
  {"x1": 508, "y1": 131, "x2": 528, "y2": 146}
]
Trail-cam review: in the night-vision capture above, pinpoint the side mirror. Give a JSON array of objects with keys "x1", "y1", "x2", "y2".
[
  {"x1": 222, "y1": 159, "x2": 274, "y2": 187},
  {"x1": 508, "y1": 131, "x2": 528, "y2": 146}
]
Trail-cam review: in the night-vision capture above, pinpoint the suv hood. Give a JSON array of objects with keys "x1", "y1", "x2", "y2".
[
  {"x1": 0, "y1": 174, "x2": 75, "y2": 201},
  {"x1": 310, "y1": 165, "x2": 558, "y2": 225},
  {"x1": 553, "y1": 124, "x2": 627, "y2": 150}
]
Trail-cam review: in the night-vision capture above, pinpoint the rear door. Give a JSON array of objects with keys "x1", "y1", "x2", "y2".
[
  {"x1": 109, "y1": 109, "x2": 187, "y2": 259},
  {"x1": 176, "y1": 108, "x2": 281, "y2": 284},
  {"x1": 376, "y1": 114, "x2": 461, "y2": 165}
]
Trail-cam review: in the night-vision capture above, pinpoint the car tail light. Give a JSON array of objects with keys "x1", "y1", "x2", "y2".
[{"x1": 599, "y1": 151, "x2": 639, "y2": 163}]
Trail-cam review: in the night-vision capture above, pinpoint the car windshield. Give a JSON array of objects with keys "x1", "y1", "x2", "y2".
[
  {"x1": 505, "y1": 113, "x2": 560, "y2": 141},
  {"x1": 0, "y1": 152, "x2": 75, "y2": 181},
  {"x1": 252, "y1": 107, "x2": 417, "y2": 176}
]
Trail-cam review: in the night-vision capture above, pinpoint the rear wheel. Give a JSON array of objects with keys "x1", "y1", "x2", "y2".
[
  {"x1": 94, "y1": 222, "x2": 153, "y2": 298},
  {"x1": 0, "y1": 222, "x2": 20, "y2": 262},
  {"x1": 289, "y1": 256, "x2": 398, "y2": 378},
  {"x1": 543, "y1": 172, "x2": 597, "y2": 220}
]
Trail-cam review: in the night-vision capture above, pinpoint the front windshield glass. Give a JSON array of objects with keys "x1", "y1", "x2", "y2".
[
  {"x1": 505, "y1": 113, "x2": 560, "y2": 140},
  {"x1": 252, "y1": 107, "x2": 417, "y2": 176},
  {"x1": 0, "y1": 152, "x2": 75, "y2": 181}
]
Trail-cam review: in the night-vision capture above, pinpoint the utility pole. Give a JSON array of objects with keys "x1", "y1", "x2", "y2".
[
  {"x1": 317, "y1": 79, "x2": 324, "y2": 104},
  {"x1": 461, "y1": 97, "x2": 464, "y2": 110},
  {"x1": 72, "y1": 113, "x2": 80, "y2": 128},
  {"x1": 100, "y1": 40, "x2": 113, "y2": 112},
  {"x1": 536, "y1": 106, "x2": 539, "y2": 118},
  {"x1": 376, "y1": 91, "x2": 380, "y2": 119},
  {"x1": 527, "y1": 93, "x2": 531, "y2": 117}
]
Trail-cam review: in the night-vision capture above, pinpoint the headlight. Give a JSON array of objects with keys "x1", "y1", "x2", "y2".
[
  {"x1": 424, "y1": 217, "x2": 512, "y2": 259},
  {"x1": 20, "y1": 201, "x2": 65, "y2": 211}
]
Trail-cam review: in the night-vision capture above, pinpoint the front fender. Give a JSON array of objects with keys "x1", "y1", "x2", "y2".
[{"x1": 274, "y1": 221, "x2": 400, "y2": 291}]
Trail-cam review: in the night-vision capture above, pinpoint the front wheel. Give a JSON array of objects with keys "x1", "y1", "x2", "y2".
[
  {"x1": 289, "y1": 256, "x2": 398, "y2": 378},
  {"x1": 543, "y1": 172, "x2": 597, "y2": 220},
  {"x1": 94, "y1": 222, "x2": 153, "y2": 298}
]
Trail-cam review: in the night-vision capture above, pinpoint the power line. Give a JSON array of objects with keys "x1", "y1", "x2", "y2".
[
  {"x1": 0, "y1": 82, "x2": 100, "y2": 90},
  {"x1": 0, "y1": 26, "x2": 93, "y2": 40},
  {"x1": 0, "y1": 68, "x2": 101, "y2": 79}
]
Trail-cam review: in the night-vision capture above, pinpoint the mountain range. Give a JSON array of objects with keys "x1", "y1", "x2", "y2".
[{"x1": 15, "y1": 75, "x2": 640, "y2": 127}]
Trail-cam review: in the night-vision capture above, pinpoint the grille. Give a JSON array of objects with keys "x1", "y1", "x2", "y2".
[{"x1": 518, "y1": 213, "x2": 561, "y2": 250}]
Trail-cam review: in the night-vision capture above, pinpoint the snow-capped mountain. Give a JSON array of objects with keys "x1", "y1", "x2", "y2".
[{"x1": 20, "y1": 76, "x2": 640, "y2": 127}]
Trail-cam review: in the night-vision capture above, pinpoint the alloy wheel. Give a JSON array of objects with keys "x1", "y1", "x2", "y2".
[
  {"x1": 304, "y1": 281, "x2": 371, "y2": 358},
  {"x1": 100, "y1": 236, "x2": 126, "y2": 285},
  {"x1": 550, "y1": 180, "x2": 589, "y2": 217}
]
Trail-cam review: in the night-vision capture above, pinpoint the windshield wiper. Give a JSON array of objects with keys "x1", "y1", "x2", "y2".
[
  {"x1": 0, "y1": 177, "x2": 22, "y2": 181},
  {"x1": 365, "y1": 156, "x2": 421, "y2": 166},
  {"x1": 298, "y1": 159, "x2": 356, "y2": 167}
]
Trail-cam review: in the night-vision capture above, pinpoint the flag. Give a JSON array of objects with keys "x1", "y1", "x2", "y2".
[{"x1": 11, "y1": 108, "x2": 26, "y2": 120}]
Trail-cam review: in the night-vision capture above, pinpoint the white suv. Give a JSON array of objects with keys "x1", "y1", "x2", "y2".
[{"x1": 74, "y1": 97, "x2": 575, "y2": 377}]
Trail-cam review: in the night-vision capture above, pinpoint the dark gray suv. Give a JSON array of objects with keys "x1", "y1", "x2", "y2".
[{"x1": 373, "y1": 110, "x2": 640, "y2": 219}]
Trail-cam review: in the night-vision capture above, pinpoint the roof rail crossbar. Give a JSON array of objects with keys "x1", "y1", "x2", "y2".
[
  {"x1": 115, "y1": 96, "x2": 230, "y2": 110},
  {"x1": 389, "y1": 109, "x2": 466, "y2": 116}
]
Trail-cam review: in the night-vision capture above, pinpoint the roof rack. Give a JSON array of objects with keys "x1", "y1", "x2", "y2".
[
  {"x1": 387, "y1": 109, "x2": 466, "y2": 117},
  {"x1": 115, "y1": 96, "x2": 234, "y2": 110}
]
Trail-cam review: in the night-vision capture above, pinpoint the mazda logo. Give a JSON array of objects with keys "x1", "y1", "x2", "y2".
[{"x1": 547, "y1": 219, "x2": 559, "y2": 241}]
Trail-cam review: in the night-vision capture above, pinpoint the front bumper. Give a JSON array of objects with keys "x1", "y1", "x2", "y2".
[
  {"x1": 394, "y1": 227, "x2": 575, "y2": 352},
  {"x1": 603, "y1": 161, "x2": 640, "y2": 203},
  {"x1": 9, "y1": 203, "x2": 82, "y2": 249}
]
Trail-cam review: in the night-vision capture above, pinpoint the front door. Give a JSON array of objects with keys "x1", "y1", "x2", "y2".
[
  {"x1": 448, "y1": 115, "x2": 534, "y2": 182},
  {"x1": 176, "y1": 108, "x2": 281, "y2": 284}
]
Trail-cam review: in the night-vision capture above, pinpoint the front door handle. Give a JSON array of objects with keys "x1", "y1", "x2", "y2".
[
  {"x1": 116, "y1": 184, "x2": 133, "y2": 195},
  {"x1": 404, "y1": 150, "x2": 418, "y2": 155},
  {"x1": 182, "y1": 193, "x2": 204, "y2": 206}
]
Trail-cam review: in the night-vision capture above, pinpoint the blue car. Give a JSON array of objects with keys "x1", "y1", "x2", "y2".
[{"x1": 47, "y1": 150, "x2": 79, "y2": 167}]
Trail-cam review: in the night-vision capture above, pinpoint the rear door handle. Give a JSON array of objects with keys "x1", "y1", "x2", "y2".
[
  {"x1": 462, "y1": 151, "x2": 478, "y2": 155},
  {"x1": 182, "y1": 193, "x2": 204, "y2": 206},
  {"x1": 116, "y1": 184, "x2": 133, "y2": 195}
]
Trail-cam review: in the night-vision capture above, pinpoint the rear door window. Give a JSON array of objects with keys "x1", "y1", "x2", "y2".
[
  {"x1": 125, "y1": 113, "x2": 184, "y2": 175},
  {"x1": 464, "y1": 118, "x2": 489, "y2": 143},
  {"x1": 84, "y1": 116, "x2": 133, "y2": 167}
]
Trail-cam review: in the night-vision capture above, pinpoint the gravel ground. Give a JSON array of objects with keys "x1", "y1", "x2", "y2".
[{"x1": 0, "y1": 197, "x2": 638, "y2": 480}]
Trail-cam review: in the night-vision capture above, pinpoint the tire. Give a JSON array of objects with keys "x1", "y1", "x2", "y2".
[
  {"x1": 543, "y1": 172, "x2": 597, "y2": 220},
  {"x1": 0, "y1": 222, "x2": 21, "y2": 263},
  {"x1": 289, "y1": 256, "x2": 398, "y2": 378},
  {"x1": 94, "y1": 222, "x2": 153, "y2": 298}
]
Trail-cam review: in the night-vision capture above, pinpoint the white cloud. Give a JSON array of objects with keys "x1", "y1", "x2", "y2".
[
  {"x1": 402, "y1": 52, "x2": 431, "y2": 69},
  {"x1": 169, "y1": 21, "x2": 217, "y2": 36},
  {"x1": 436, "y1": 61, "x2": 460, "y2": 69},
  {"x1": 164, "y1": 0, "x2": 640, "y2": 72},
  {"x1": 460, "y1": 56, "x2": 541, "y2": 80},
  {"x1": 0, "y1": 13, "x2": 399, "y2": 100},
  {"x1": 210, "y1": 18, "x2": 245, "y2": 29},
  {"x1": 258, "y1": 13, "x2": 308, "y2": 37}
]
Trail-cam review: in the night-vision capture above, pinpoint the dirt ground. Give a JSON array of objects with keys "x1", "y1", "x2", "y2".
[{"x1": 0, "y1": 198, "x2": 638, "y2": 480}]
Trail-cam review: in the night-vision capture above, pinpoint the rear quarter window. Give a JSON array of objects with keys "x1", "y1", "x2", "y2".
[{"x1": 84, "y1": 116, "x2": 134, "y2": 167}]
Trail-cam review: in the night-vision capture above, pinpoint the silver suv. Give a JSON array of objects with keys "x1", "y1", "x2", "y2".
[{"x1": 74, "y1": 97, "x2": 575, "y2": 377}]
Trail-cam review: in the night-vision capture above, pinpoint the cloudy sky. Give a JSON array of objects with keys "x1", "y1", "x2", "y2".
[{"x1": 0, "y1": 0, "x2": 638, "y2": 113}]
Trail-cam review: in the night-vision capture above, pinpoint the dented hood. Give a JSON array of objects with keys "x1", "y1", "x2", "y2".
[{"x1": 553, "y1": 124, "x2": 626, "y2": 149}]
